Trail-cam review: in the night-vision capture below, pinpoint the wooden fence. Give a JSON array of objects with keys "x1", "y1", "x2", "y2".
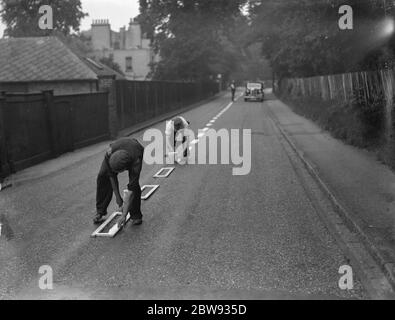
[
  {"x1": 278, "y1": 69, "x2": 395, "y2": 105},
  {"x1": 115, "y1": 80, "x2": 219, "y2": 130},
  {"x1": 0, "y1": 90, "x2": 109, "y2": 175},
  {"x1": 0, "y1": 80, "x2": 219, "y2": 179}
]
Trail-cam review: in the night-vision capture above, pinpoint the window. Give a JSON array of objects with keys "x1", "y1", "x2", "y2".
[{"x1": 125, "y1": 57, "x2": 133, "y2": 72}]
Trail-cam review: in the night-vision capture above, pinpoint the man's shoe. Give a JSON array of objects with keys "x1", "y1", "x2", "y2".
[
  {"x1": 93, "y1": 214, "x2": 106, "y2": 225},
  {"x1": 132, "y1": 219, "x2": 143, "y2": 226}
]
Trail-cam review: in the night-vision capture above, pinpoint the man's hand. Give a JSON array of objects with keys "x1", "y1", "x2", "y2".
[
  {"x1": 116, "y1": 197, "x2": 123, "y2": 209},
  {"x1": 117, "y1": 213, "x2": 128, "y2": 229}
]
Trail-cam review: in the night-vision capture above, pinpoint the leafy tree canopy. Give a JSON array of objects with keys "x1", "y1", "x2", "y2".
[
  {"x1": 139, "y1": 0, "x2": 248, "y2": 81},
  {"x1": 248, "y1": 0, "x2": 395, "y2": 79},
  {"x1": 99, "y1": 55, "x2": 124, "y2": 75},
  {"x1": 0, "y1": 0, "x2": 87, "y2": 37}
]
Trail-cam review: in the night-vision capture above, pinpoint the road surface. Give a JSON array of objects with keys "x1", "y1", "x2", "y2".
[{"x1": 0, "y1": 90, "x2": 372, "y2": 299}]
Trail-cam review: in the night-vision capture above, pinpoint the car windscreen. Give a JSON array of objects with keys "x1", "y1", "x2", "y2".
[{"x1": 247, "y1": 83, "x2": 262, "y2": 90}]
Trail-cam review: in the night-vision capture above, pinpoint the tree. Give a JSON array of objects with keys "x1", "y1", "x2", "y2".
[
  {"x1": 57, "y1": 32, "x2": 93, "y2": 56},
  {"x1": 99, "y1": 55, "x2": 124, "y2": 75},
  {"x1": 139, "y1": 0, "x2": 247, "y2": 81},
  {"x1": 0, "y1": 0, "x2": 87, "y2": 37},
  {"x1": 248, "y1": 0, "x2": 395, "y2": 79}
]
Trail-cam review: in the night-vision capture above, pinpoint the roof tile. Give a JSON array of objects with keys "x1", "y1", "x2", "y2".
[{"x1": 0, "y1": 37, "x2": 98, "y2": 82}]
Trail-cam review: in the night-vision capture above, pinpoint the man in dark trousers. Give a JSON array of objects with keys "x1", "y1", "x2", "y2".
[
  {"x1": 230, "y1": 81, "x2": 236, "y2": 102},
  {"x1": 94, "y1": 138, "x2": 145, "y2": 228}
]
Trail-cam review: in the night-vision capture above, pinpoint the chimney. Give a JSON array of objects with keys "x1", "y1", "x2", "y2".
[
  {"x1": 91, "y1": 19, "x2": 112, "y2": 50},
  {"x1": 126, "y1": 18, "x2": 142, "y2": 48}
]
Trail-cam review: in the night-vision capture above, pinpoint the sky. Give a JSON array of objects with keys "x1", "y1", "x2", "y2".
[{"x1": 0, "y1": 0, "x2": 141, "y2": 36}]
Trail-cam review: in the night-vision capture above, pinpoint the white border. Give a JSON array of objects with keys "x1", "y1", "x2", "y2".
[
  {"x1": 153, "y1": 167, "x2": 175, "y2": 178},
  {"x1": 91, "y1": 212, "x2": 131, "y2": 238},
  {"x1": 141, "y1": 185, "x2": 160, "y2": 200}
]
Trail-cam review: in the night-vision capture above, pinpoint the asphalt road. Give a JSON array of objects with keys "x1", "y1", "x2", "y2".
[{"x1": 0, "y1": 91, "x2": 369, "y2": 299}]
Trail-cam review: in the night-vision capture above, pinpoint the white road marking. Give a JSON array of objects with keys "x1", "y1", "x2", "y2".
[
  {"x1": 153, "y1": 167, "x2": 175, "y2": 178},
  {"x1": 91, "y1": 212, "x2": 129, "y2": 238},
  {"x1": 141, "y1": 185, "x2": 160, "y2": 200},
  {"x1": 193, "y1": 99, "x2": 237, "y2": 146}
]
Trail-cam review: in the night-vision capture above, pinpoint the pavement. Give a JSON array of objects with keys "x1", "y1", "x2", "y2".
[
  {"x1": 268, "y1": 97, "x2": 395, "y2": 288},
  {"x1": 0, "y1": 89, "x2": 393, "y2": 300}
]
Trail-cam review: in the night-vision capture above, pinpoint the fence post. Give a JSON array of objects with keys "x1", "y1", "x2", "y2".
[
  {"x1": 98, "y1": 76, "x2": 118, "y2": 138},
  {"x1": 109, "y1": 78, "x2": 119, "y2": 138},
  {"x1": 0, "y1": 95, "x2": 11, "y2": 179},
  {"x1": 43, "y1": 90, "x2": 58, "y2": 158}
]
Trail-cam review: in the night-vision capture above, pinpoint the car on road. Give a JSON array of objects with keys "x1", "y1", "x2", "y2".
[{"x1": 244, "y1": 82, "x2": 265, "y2": 102}]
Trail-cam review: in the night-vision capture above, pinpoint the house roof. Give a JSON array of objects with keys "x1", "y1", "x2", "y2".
[{"x1": 0, "y1": 37, "x2": 98, "y2": 83}]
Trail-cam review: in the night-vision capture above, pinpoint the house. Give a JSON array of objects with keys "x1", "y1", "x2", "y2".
[
  {"x1": 0, "y1": 37, "x2": 99, "y2": 95},
  {"x1": 0, "y1": 36, "x2": 126, "y2": 95},
  {"x1": 84, "y1": 18, "x2": 156, "y2": 80}
]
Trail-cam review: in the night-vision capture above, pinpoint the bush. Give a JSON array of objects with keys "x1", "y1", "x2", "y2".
[{"x1": 278, "y1": 86, "x2": 386, "y2": 150}]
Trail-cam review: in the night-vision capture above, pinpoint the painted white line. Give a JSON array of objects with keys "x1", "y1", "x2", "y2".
[
  {"x1": 141, "y1": 185, "x2": 160, "y2": 200},
  {"x1": 153, "y1": 167, "x2": 175, "y2": 178},
  {"x1": 213, "y1": 102, "x2": 234, "y2": 121},
  {"x1": 203, "y1": 128, "x2": 209, "y2": 132},
  {"x1": 210, "y1": 120, "x2": 216, "y2": 123},
  {"x1": 198, "y1": 133, "x2": 205, "y2": 138},
  {"x1": 0, "y1": 223, "x2": 2, "y2": 236},
  {"x1": 206, "y1": 124, "x2": 213, "y2": 127}
]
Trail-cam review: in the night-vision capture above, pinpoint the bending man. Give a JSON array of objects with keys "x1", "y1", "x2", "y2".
[
  {"x1": 94, "y1": 138, "x2": 145, "y2": 228},
  {"x1": 165, "y1": 116, "x2": 190, "y2": 161}
]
